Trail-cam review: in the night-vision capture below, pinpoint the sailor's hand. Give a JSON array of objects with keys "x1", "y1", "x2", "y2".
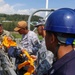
[
  {"x1": 31, "y1": 55, "x2": 37, "y2": 61},
  {"x1": 0, "y1": 45, "x2": 2, "y2": 49},
  {"x1": 21, "y1": 49, "x2": 27, "y2": 55},
  {"x1": 7, "y1": 37, "x2": 12, "y2": 41},
  {"x1": 21, "y1": 49, "x2": 37, "y2": 61},
  {"x1": 21, "y1": 49, "x2": 26, "y2": 53}
]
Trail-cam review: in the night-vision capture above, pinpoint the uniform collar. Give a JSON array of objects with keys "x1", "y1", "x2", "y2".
[{"x1": 53, "y1": 50, "x2": 75, "y2": 71}]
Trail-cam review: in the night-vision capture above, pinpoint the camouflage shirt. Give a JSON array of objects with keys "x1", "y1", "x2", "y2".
[
  {"x1": 37, "y1": 38, "x2": 54, "y2": 75},
  {"x1": 20, "y1": 31, "x2": 41, "y2": 55}
]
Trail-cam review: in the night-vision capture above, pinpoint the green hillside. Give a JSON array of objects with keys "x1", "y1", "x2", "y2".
[{"x1": 0, "y1": 13, "x2": 43, "y2": 31}]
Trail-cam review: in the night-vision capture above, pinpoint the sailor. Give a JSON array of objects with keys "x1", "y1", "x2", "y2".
[
  {"x1": 14, "y1": 21, "x2": 41, "y2": 55},
  {"x1": 44, "y1": 8, "x2": 75, "y2": 75},
  {"x1": 34, "y1": 19, "x2": 54, "y2": 75},
  {"x1": 13, "y1": 21, "x2": 41, "y2": 75},
  {"x1": 0, "y1": 23, "x2": 14, "y2": 41},
  {"x1": 0, "y1": 23, "x2": 14, "y2": 52}
]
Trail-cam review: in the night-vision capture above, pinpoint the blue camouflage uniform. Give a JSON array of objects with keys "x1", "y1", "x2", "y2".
[
  {"x1": 48, "y1": 50, "x2": 75, "y2": 75},
  {"x1": 20, "y1": 31, "x2": 41, "y2": 55},
  {"x1": 37, "y1": 38, "x2": 54, "y2": 75}
]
